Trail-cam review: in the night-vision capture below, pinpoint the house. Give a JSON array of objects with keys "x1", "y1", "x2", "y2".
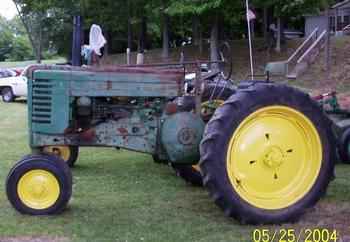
[{"x1": 305, "y1": 0, "x2": 350, "y2": 36}]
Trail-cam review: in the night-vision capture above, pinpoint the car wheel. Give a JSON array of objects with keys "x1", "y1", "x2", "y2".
[{"x1": 2, "y1": 87, "x2": 15, "y2": 103}]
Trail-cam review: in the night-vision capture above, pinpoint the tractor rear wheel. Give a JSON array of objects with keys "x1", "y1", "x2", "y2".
[
  {"x1": 200, "y1": 83, "x2": 336, "y2": 224},
  {"x1": 172, "y1": 84, "x2": 235, "y2": 186},
  {"x1": 6, "y1": 154, "x2": 72, "y2": 215},
  {"x1": 42, "y1": 146, "x2": 79, "y2": 167}
]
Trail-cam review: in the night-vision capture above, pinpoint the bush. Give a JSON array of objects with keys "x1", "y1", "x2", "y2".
[{"x1": 5, "y1": 36, "x2": 34, "y2": 62}]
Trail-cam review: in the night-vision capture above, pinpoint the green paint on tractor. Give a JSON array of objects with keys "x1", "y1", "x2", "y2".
[{"x1": 27, "y1": 65, "x2": 202, "y2": 164}]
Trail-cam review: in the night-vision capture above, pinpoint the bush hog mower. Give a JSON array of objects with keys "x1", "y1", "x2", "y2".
[{"x1": 5, "y1": 50, "x2": 340, "y2": 224}]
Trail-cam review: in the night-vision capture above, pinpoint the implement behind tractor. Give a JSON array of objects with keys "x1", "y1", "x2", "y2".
[{"x1": 5, "y1": 53, "x2": 339, "y2": 224}]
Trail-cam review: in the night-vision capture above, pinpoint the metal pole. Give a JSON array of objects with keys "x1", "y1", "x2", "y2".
[
  {"x1": 325, "y1": 6, "x2": 331, "y2": 79},
  {"x1": 245, "y1": 0, "x2": 254, "y2": 80}
]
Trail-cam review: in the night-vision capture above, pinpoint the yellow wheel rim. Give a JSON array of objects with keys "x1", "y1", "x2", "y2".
[
  {"x1": 226, "y1": 106, "x2": 322, "y2": 210},
  {"x1": 17, "y1": 169, "x2": 60, "y2": 210},
  {"x1": 43, "y1": 146, "x2": 71, "y2": 162}
]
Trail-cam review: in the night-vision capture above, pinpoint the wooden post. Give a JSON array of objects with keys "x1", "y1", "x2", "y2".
[
  {"x1": 263, "y1": 7, "x2": 268, "y2": 43},
  {"x1": 126, "y1": 48, "x2": 131, "y2": 65},
  {"x1": 136, "y1": 53, "x2": 144, "y2": 65}
]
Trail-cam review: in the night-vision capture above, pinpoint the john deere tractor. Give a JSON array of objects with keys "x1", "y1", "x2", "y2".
[{"x1": 5, "y1": 59, "x2": 336, "y2": 224}]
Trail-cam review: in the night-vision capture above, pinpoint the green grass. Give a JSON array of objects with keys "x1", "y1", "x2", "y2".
[
  {"x1": 0, "y1": 58, "x2": 66, "y2": 68},
  {"x1": 0, "y1": 100, "x2": 350, "y2": 242}
]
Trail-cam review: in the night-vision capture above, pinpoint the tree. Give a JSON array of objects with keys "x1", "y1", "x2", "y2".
[
  {"x1": 252, "y1": 0, "x2": 334, "y2": 52},
  {"x1": 0, "y1": 17, "x2": 14, "y2": 61},
  {"x1": 167, "y1": 0, "x2": 242, "y2": 66}
]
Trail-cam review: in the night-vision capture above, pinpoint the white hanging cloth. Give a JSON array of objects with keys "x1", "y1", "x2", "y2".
[{"x1": 88, "y1": 24, "x2": 106, "y2": 56}]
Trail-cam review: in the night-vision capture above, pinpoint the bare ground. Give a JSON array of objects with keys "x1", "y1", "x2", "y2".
[{"x1": 263, "y1": 201, "x2": 350, "y2": 241}]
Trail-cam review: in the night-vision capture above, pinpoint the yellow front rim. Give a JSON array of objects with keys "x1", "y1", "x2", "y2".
[
  {"x1": 43, "y1": 146, "x2": 71, "y2": 162},
  {"x1": 226, "y1": 106, "x2": 322, "y2": 210},
  {"x1": 17, "y1": 169, "x2": 60, "y2": 210}
]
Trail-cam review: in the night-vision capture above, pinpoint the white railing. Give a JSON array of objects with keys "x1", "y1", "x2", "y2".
[
  {"x1": 297, "y1": 30, "x2": 327, "y2": 64},
  {"x1": 286, "y1": 28, "x2": 319, "y2": 75},
  {"x1": 287, "y1": 28, "x2": 319, "y2": 63}
]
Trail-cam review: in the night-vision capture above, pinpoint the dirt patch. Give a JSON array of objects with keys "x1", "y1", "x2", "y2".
[
  {"x1": 265, "y1": 201, "x2": 350, "y2": 241},
  {"x1": 0, "y1": 237, "x2": 69, "y2": 242}
]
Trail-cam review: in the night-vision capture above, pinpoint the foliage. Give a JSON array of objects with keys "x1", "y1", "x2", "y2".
[
  {"x1": 6, "y1": 35, "x2": 34, "y2": 61},
  {"x1": 0, "y1": 16, "x2": 34, "y2": 61},
  {"x1": 252, "y1": 0, "x2": 335, "y2": 17},
  {"x1": 7, "y1": 0, "x2": 339, "y2": 58}
]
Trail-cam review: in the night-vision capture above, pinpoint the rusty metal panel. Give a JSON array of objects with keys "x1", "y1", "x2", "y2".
[{"x1": 31, "y1": 68, "x2": 183, "y2": 97}]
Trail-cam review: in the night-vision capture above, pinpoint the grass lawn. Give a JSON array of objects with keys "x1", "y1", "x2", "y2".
[
  {"x1": 0, "y1": 58, "x2": 66, "y2": 69},
  {"x1": 1, "y1": 99, "x2": 350, "y2": 242}
]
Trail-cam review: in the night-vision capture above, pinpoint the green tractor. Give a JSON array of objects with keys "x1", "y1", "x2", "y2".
[{"x1": 6, "y1": 60, "x2": 337, "y2": 224}]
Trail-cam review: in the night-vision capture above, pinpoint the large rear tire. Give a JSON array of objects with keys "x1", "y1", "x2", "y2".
[
  {"x1": 172, "y1": 84, "x2": 235, "y2": 186},
  {"x1": 200, "y1": 83, "x2": 336, "y2": 224},
  {"x1": 6, "y1": 154, "x2": 72, "y2": 215}
]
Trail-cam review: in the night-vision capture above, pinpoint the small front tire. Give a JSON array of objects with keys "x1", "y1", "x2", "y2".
[{"x1": 6, "y1": 154, "x2": 72, "y2": 215}]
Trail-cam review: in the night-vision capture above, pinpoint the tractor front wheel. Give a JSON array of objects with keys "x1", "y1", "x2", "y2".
[
  {"x1": 6, "y1": 154, "x2": 72, "y2": 215},
  {"x1": 42, "y1": 146, "x2": 79, "y2": 167},
  {"x1": 200, "y1": 83, "x2": 336, "y2": 224}
]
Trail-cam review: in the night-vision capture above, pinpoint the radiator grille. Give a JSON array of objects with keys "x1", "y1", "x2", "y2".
[{"x1": 32, "y1": 79, "x2": 53, "y2": 124}]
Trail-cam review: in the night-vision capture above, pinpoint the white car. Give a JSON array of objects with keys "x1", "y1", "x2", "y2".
[{"x1": 0, "y1": 68, "x2": 27, "y2": 103}]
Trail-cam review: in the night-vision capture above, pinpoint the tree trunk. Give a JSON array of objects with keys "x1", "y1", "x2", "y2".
[
  {"x1": 263, "y1": 7, "x2": 268, "y2": 44},
  {"x1": 199, "y1": 29, "x2": 203, "y2": 55},
  {"x1": 161, "y1": 7, "x2": 169, "y2": 59},
  {"x1": 138, "y1": 16, "x2": 147, "y2": 53},
  {"x1": 192, "y1": 15, "x2": 200, "y2": 46},
  {"x1": 275, "y1": 17, "x2": 281, "y2": 53},
  {"x1": 37, "y1": 16, "x2": 42, "y2": 63},
  {"x1": 13, "y1": 2, "x2": 39, "y2": 61},
  {"x1": 127, "y1": 0, "x2": 133, "y2": 50},
  {"x1": 210, "y1": 12, "x2": 219, "y2": 70},
  {"x1": 104, "y1": 30, "x2": 111, "y2": 56},
  {"x1": 127, "y1": 19, "x2": 132, "y2": 50},
  {"x1": 251, "y1": 20, "x2": 255, "y2": 39}
]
